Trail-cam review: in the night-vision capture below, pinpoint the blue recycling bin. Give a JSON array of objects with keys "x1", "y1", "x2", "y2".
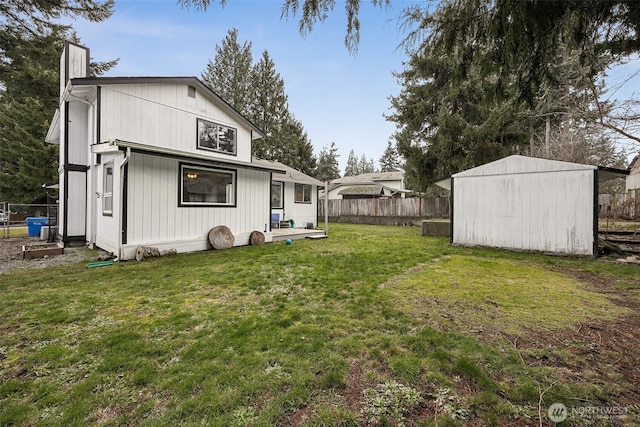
[{"x1": 26, "y1": 217, "x2": 48, "y2": 237}]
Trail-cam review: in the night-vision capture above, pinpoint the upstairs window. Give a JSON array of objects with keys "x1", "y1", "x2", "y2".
[
  {"x1": 180, "y1": 164, "x2": 236, "y2": 207},
  {"x1": 103, "y1": 161, "x2": 113, "y2": 216},
  {"x1": 197, "y1": 118, "x2": 237, "y2": 155},
  {"x1": 295, "y1": 183, "x2": 312, "y2": 204}
]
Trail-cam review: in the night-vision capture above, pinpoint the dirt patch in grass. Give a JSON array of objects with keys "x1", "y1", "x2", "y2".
[
  {"x1": 513, "y1": 267, "x2": 640, "y2": 407},
  {"x1": 0, "y1": 237, "x2": 98, "y2": 273}
]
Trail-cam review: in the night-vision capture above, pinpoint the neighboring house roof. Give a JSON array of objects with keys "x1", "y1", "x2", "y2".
[
  {"x1": 252, "y1": 158, "x2": 324, "y2": 187},
  {"x1": 338, "y1": 185, "x2": 384, "y2": 196},
  {"x1": 48, "y1": 76, "x2": 265, "y2": 142},
  {"x1": 330, "y1": 171, "x2": 404, "y2": 188},
  {"x1": 328, "y1": 171, "x2": 408, "y2": 196}
]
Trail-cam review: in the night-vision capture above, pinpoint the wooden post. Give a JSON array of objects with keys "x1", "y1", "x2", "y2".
[{"x1": 324, "y1": 181, "x2": 329, "y2": 236}]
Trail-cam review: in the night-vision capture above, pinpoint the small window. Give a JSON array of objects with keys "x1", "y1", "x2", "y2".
[
  {"x1": 103, "y1": 161, "x2": 113, "y2": 216},
  {"x1": 295, "y1": 183, "x2": 312, "y2": 204},
  {"x1": 197, "y1": 118, "x2": 237, "y2": 155},
  {"x1": 271, "y1": 181, "x2": 283, "y2": 209},
  {"x1": 180, "y1": 164, "x2": 236, "y2": 207},
  {"x1": 187, "y1": 85, "x2": 196, "y2": 98}
]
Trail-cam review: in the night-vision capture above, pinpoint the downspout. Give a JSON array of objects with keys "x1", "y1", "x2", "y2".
[{"x1": 115, "y1": 147, "x2": 131, "y2": 261}]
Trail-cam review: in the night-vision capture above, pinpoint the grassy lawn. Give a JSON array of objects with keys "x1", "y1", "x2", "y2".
[
  {"x1": 1, "y1": 226, "x2": 28, "y2": 238},
  {"x1": 1, "y1": 223, "x2": 639, "y2": 426}
]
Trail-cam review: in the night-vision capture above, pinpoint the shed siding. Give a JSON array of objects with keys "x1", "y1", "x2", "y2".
[
  {"x1": 98, "y1": 84, "x2": 253, "y2": 162},
  {"x1": 125, "y1": 153, "x2": 270, "y2": 250},
  {"x1": 453, "y1": 169, "x2": 595, "y2": 255}
]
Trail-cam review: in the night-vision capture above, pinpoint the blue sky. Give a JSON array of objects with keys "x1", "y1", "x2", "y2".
[
  {"x1": 67, "y1": 0, "x2": 639, "y2": 170},
  {"x1": 69, "y1": 0, "x2": 414, "y2": 173}
]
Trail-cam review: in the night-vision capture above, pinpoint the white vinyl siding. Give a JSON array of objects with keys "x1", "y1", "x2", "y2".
[
  {"x1": 66, "y1": 171, "x2": 86, "y2": 236},
  {"x1": 285, "y1": 182, "x2": 318, "y2": 227},
  {"x1": 126, "y1": 153, "x2": 270, "y2": 246},
  {"x1": 98, "y1": 83, "x2": 252, "y2": 162}
]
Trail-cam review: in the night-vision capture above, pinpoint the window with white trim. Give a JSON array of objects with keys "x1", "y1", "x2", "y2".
[
  {"x1": 295, "y1": 183, "x2": 312, "y2": 204},
  {"x1": 180, "y1": 164, "x2": 236, "y2": 206},
  {"x1": 103, "y1": 161, "x2": 113, "y2": 216}
]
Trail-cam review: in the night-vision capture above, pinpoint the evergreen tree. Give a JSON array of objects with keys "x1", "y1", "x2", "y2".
[
  {"x1": 388, "y1": 0, "x2": 528, "y2": 192},
  {"x1": 202, "y1": 31, "x2": 317, "y2": 171},
  {"x1": 344, "y1": 150, "x2": 358, "y2": 176},
  {"x1": 314, "y1": 142, "x2": 340, "y2": 182},
  {"x1": 358, "y1": 153, "x2": 375, "y2": 174},
  {"x1": 248, "y1": 50, "x2": 288, "y2": 159},
  {"x1": 274, "y1": 114, "x2": 317, "y2": 174},
  {"x1": 0, "y1": 2, "x2": 114, "y2": 202},
  {"x1": 0, "y1": 1, "x2": 113, "y2": 37},
  {"x1": 379, "y1": 140, "x2": 401, "y2": 172},
  {"x1": 201, "y1": 28, "x2": 254, "y2": 114},
  {"x1": 179, "y1": 0, "x2": 389, "y2": 53}
]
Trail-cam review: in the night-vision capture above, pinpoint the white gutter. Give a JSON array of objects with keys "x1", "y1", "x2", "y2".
[{"x1": 109, "y1": 139, "x2": 287, "y2": 174}]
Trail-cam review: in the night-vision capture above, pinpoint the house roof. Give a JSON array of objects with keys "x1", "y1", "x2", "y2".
[
  {"x1": 435, "y1": 155, "x2": 629, "y2": 190},
  {"x1": 252, "y1": 158, "x2": 324, "y2": 186},
  {"x1": 330, "y1": 171, "x2": 403, "y2": 187},
  {"x1": 338, "y1": 185, "x2": 384, "y2": 196},
  {"x1": 66, "y1": 76, "x2": 265, "y2": 140}
]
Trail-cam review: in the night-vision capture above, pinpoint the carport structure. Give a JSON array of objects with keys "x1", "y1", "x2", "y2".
[{"x1": 437, "y1": 155, "x2": 628, "y2": 256}]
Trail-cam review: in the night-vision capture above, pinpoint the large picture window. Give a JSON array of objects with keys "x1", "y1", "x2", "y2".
[
  {"x1": 180, "y1": 164, "x2": 236, "y2": 207},
  {"x1": 271, "y1": 182, "x2": 283, "y2": 209},
  {"x1": 103, "y1": 161, "x2": 113, "y2": 216},
  {"x1": 197, "y1": 118, "x2": 237, "y2": 155},
  {"x1": 295, "y1": 183, "x2": 312, "y2": 204}
]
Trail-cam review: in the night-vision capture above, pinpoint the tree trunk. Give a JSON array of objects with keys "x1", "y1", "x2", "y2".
[
  {"x1": 135, "y1": 246, "x2": 177, "y2": 261},
  {"x1": 208, "y1": 225, "x2": 235, "y2": 249},
  {"x1": 249, "y1": 230, "x2": 265, "y2": 246}
]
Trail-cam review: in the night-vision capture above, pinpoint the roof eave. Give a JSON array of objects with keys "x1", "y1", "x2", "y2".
[{"x1": 101, "y1": 139, "x2": 286, "y2": 174}]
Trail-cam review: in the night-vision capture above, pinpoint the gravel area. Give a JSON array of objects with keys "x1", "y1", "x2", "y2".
[{"x1": 0, "y1": 237, "x2": 100, "y2": 274}]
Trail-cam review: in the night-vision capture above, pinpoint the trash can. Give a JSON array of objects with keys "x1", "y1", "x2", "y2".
[{"x1": 26, "y1": 217, "x2": 48, "y2": 237}]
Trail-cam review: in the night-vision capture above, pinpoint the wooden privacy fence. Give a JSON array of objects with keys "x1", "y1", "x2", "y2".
[{"x1": 319, "y1": 197, "x2": 450, "y2": 226}]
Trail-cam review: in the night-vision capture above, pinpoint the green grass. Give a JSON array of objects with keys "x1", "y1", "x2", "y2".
[
  {"x1": 0, "y1": 226, "x2": 28, "y2": 238},
  {"x1": 1, "y1": 223, "x2": 638, "y2": 426}
]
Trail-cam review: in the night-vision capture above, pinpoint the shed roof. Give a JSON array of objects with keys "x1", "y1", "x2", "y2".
[{"x1": 436, "y1": 155, "x2": 628, "y2": 190}]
